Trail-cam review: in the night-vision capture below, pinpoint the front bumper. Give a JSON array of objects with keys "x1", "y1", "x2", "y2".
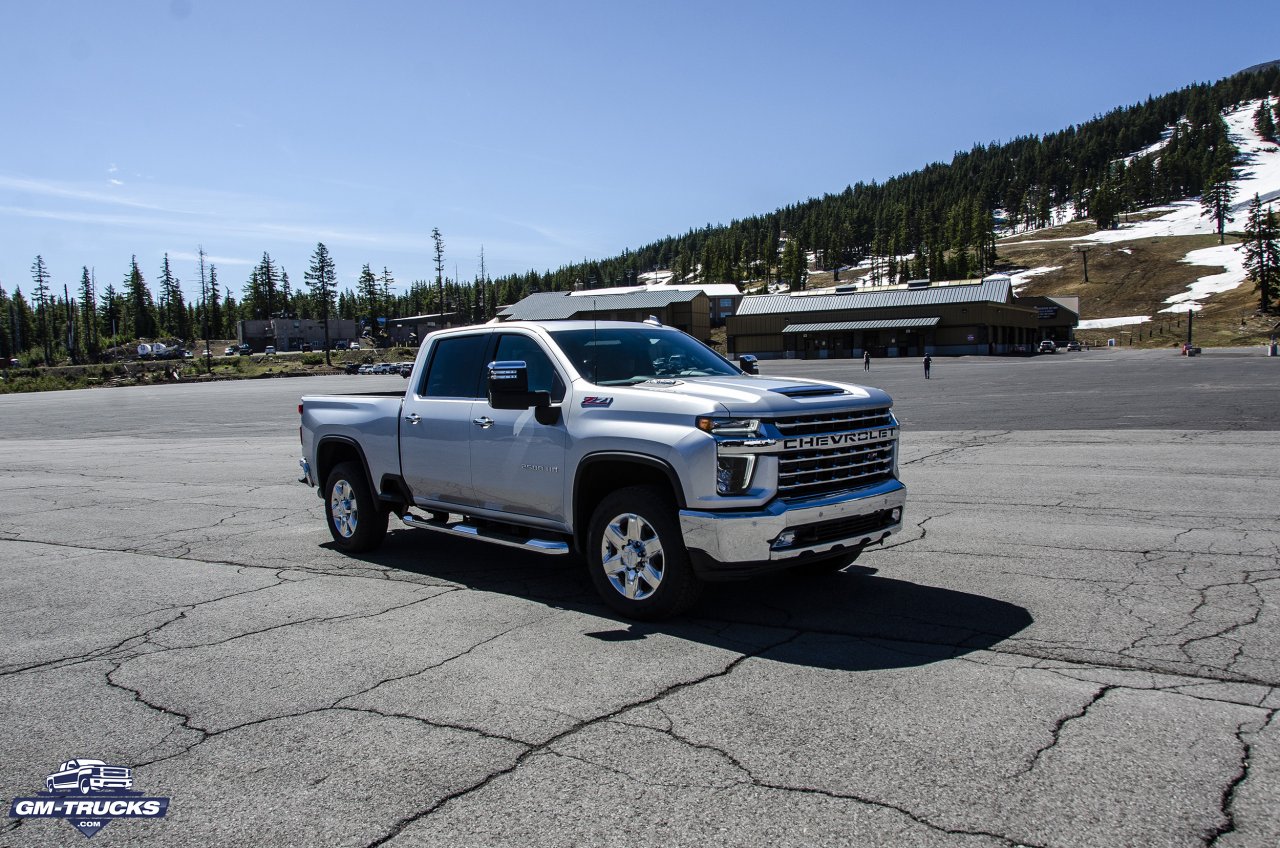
[{"x1": 679, "y1": 478, "x2": 906, "y2": 576}]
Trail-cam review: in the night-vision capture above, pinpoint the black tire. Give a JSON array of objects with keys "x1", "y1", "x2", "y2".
[
  {"x1": 587, "y1": 485, "x2": 701, "y2": 620},
  {"x1": 79, "y1": 777, "x2": 91, "y2": 795},
  {"x1": 324, "y1": 461, "x2": 388, "y2": 553}
]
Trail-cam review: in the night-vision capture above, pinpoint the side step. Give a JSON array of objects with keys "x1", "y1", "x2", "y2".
[{"x1": 400, "y1": 512, "x2": 570, "y2": 556}]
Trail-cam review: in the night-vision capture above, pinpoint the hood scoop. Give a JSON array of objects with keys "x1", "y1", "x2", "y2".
[{"x1": 770, "y1": 384, "x2": 848, "y2": 398}]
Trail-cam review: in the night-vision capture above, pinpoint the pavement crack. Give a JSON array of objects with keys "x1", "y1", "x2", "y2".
[
  {"x1": 1010, "y1": 684, "x2": 1115, "y2": 778},
  {"x1": 356, "y1": 628, "x2": 807, "y2": 848},
  {"x1": 1205, "y1": 708, "x2": 1276, "y2": 847}
]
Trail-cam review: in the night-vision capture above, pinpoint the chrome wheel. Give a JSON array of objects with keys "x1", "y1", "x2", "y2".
[
  {"x1": 600, "y1": 512, "x2": 665, "y2": 600},
  {"x1": 329, "y1": 479, "x2": 358, "y2": 539}
]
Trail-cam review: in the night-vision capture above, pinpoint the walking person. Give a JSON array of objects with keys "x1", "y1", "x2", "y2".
[
  {"x1": 923, "y1": 354, "x2": 932, "y2": 379},
  {"x1": 863, "y1": 350, "x2": 871, "y2": 371}
]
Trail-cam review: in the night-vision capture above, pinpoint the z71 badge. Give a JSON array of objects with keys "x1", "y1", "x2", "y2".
[{"x1": 581, "y1": 396, "x2": 613, "y2": 408}]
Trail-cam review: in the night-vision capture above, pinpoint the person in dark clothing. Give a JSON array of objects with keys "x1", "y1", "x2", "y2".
[
  {"x1": 863, "y1": 351, "x2": 871, "y2": 371},
  {"x1": 923, "y1": 354, "x2": 932, "y2": 379}
]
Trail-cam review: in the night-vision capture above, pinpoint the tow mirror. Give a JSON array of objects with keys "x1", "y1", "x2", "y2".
[
  {"x1": 487, "y1": 361, "x2": 558, "y2": 424},
  {"x1": 739, "y1": 354, "x2": 758, "y2": 375}
]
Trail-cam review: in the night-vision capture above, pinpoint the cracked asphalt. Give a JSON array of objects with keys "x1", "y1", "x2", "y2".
[{"x1": 1, "y1": 347, "x2": 1277, "y2": 847}]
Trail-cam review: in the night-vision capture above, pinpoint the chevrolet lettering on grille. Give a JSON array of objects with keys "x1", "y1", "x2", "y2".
[{"x1": 782, "y1": 428, "x2": 897, "y2": 450}]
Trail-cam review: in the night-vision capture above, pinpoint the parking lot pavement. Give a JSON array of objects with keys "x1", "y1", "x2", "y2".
[{"x1": 1, "y1": 371, "x2": 1278, "y2": 847}]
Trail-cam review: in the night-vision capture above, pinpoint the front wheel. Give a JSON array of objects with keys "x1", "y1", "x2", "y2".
[
  {"x1": 587, "y1": 486, "x2": 701, "y2": 620},
  {"x1": 324, "y1": 461, "x2": 388, "y2": 553}
]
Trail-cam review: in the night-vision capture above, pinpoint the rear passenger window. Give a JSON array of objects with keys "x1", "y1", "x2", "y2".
[{"x1": 421, "y1": 334, "x2": 490, "y2": 398}]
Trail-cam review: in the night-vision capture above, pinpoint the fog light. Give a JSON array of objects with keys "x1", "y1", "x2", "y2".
[
  {"x1": 773, "y1": 530, "x2": 797, "y2": 550},
  {"x1": 891, "y1": 507, "x2": 902, "y2": 522},
  {"x1": 716, "y1": 455, "x2": 756, "y2": 495}
]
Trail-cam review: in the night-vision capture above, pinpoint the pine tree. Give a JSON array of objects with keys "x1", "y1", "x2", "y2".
[
  {"x1": 11, "y1": 287, "x2": 34, "y2": 357},
  {"x1": 380, "y1": 267, "x2": 395, "y2": 319},
  {"x1": 1199, "y1": 164, "x2": 1237, "y2": 245},
  {"x1": 357, "y1": 264, "x2": 378, "y2": 323},
  {"x1": 79, "y1": 267, "x2": 99, "y2": 361},
  {"x1": 207, "y1": 265, "x2": 223, "y2": 338},
  {"x1": 431, "y1": 228, "x2": 445, "y2": 319},
  {"x1": 1242, "y1": 194, "x2": 1280, "y2": 312},
  {"x1": 31, "y1": 255, "x2": 53, "y2": 364},
  {"x1": 281, "y1": 269, "x2": 292, "y2": 316},
  {"x1": 780, "y1": 239, "x2": 804, "y2": 291},
  {"x1": 124, "y1": 256, "x2": 157, "y2": 339},
  {"x1": 157, "y1": 253, "x2": 187, "y2": 338},
  {"x1": 0, "y1": 284, "x2": 10, "y2": 360},
  {"x1": 1254, "y1": 99, "x2": 1277, "y2": 142},
  {"x1": 305, "y1": 243, "x2": 338, "y2": 366}
]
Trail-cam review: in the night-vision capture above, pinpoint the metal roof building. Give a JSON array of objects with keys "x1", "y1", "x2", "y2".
[
  {"x1": 497, "y1": 289, "x2": 711, "y2": 340},
  {"x1": 726, "y1": 277, "x2": 1077, "y2": 359}
]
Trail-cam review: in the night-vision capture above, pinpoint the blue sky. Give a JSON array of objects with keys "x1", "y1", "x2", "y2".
[{"x1": 2, "y1": 0, "x2": 1277, "y2": 304}]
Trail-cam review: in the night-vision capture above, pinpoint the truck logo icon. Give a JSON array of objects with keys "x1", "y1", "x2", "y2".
[
  {"x1": 8, "y1": 758, "x2": 169, "y2": 839},
  {"x1": 45, "y1": 759, "x2": 134, "y2": 795}
]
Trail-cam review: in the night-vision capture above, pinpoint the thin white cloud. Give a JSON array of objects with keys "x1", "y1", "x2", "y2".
[
  {"x1": 168, "y1": 250, "x2": 255, "y2": 267},
  {"x1": 107, "y1": 163, "x2": 119, "y2": 174},
  {"x1": 109, "y1": 178, "x2": 124, "y2": 186},
  {"x1": 0, "y1": 175, "x2": 169, "y2": 211}
]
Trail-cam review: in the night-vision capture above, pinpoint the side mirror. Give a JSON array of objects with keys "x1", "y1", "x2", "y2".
[
  {"x1": 487, "y1": 361, "x2": 558, "y2": 424},
  {"x1": 739, "y1": 354, "x2": 758, "y2": 375}
]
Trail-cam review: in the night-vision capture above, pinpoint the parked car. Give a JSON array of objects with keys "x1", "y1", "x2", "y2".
[
  {"x1": 224, "y1": 346, "x2": 237, "y2": 356},
  {"x1": 1066, "y1": 340, "x2": 1081, "y2": 351},
  {"x1": 349, "y1": 342, "x2": 361, "y2": 351},
  {"x1": 265, "y1": 346, "x2": 277, "y2": 356},
  {"x1": 301, "y1": 342, "x2": 314, "y2": 352},
  {"x1": 1038, "y1": 340, "x2": 1057, "y2": 354},
  {"x1": 333, "y1": 341, "x2": 348, "y2": 350},
  {"x1": 344, "y1": 362, "x2": 361, "y2": 374},
  {"x1": 238, "y1": 344, "x2": 251, "y2": 355}
]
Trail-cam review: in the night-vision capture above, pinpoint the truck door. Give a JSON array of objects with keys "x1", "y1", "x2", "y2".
[
  {"x1": 469, "y1": 332, "x2": 568, "y2": 521},
  {"x1": 399, "y1": 331, "x2": 491, "y2": 509}
]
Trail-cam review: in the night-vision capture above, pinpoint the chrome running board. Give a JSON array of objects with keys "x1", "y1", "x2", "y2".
[{"x1": 399, "y1": 512, "x2": 570, "y2": 556}]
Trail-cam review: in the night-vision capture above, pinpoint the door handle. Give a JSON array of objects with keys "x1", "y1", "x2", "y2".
[
  {"x1": 472, "y1": 416, "x2": 494, "y2": 429},
  {"x1": 404, "y1": 413, "x2": 421, "y2": 425}
]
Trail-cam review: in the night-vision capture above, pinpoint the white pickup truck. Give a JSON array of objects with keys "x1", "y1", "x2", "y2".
[{"x1": 298, "y1": 319, "x2": 906, "y2": 619}]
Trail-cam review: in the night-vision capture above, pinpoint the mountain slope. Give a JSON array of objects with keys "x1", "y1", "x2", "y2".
[{"x1": 1001, "y1": 99, "x2": 1280, "y2": 347}]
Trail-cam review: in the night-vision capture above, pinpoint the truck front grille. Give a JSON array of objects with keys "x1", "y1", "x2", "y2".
[
  {"x1": 773, "y1": 408, "x2": 895, "y2": 437},
  {"x1": 772, "y1": 407, "x2": 896, "y2": 501}
]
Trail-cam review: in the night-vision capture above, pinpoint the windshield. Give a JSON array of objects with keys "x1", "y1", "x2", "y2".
[{"x1": 548, "y1": 327, "x2": 741, "y2": 386}]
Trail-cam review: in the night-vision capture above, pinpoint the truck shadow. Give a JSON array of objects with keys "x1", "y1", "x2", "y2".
[{"x1": 334, "y1": 531, "x2": 1032, "y2": 673}]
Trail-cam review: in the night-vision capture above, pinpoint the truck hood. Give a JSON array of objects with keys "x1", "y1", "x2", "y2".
[{"x1": 622, "y1": 374, "x2": 892, "y2": 415}]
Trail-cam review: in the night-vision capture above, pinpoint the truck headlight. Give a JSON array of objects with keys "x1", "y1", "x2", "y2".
[
  {"x1": 717, "y1": 455, "x2": 756, "y2": 495},
  {"x1": 697, "y1": 416, "x2": 761, "y2": 437}
]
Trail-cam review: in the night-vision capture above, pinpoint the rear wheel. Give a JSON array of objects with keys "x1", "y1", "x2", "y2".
[
  {"x1": 587, "y1": 486, "x2": 701, "y2": 620},
  {"x1": 324, "y1": 461, "x2": 388, "y2": 552}
]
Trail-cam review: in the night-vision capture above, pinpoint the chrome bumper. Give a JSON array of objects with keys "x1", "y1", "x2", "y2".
[{"x1": 678, "y1": 479, "x2": 906, "y2": 565}]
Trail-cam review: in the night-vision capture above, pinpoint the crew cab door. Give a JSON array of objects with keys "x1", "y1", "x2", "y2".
[
  {"x1": 469, "y1": 332, "x2": 568, "y2": 521},
  {"x1": 399, "y1": 331, "x2": 492, "y2": 509}
]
